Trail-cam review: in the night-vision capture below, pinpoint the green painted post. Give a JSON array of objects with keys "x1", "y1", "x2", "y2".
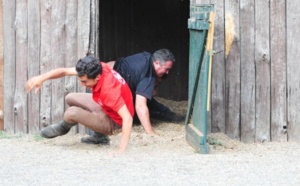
[{"x1": 185, "y1": 4, "x2": 214, "y2": 154}]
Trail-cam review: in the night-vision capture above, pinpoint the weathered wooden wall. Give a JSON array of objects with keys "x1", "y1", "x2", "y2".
[
  {"x1": 2, "y1": 0, "x2": 97, "y2": 134},
  {"x1": 2, "y1": 0, "x2": 300, "y2": 143},
  {"x1": 192, "y1": 0, "x2": 300, "y2": 143}
]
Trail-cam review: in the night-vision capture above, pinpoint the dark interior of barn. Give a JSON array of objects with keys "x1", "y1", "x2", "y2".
[{"x1": 99, "y1": 0, "x2": 190, "y2": 101}]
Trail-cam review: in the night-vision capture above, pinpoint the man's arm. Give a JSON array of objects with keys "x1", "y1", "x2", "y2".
[
  {"x1": 135, "y1": 94, "x2": 156, "y2": 135},
  {"x1": 26, "y1": 67, "x2": 77, "y2": 94},
  {"x1": 117, "y1": 104, "x2": 133, "y2": 153}
]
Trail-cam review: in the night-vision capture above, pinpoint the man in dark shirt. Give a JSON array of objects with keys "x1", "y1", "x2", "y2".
[
  {"x1": 81, "y1": 49, "x2": 184, "y2": 145},
  {"x1": 114, "y1": 51, "x2": 156, "y2": 105}
]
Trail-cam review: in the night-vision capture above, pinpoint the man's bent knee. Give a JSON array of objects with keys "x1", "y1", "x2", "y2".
[
  {"x1": 64, "y1": 106, "x2": 83, "y2": 123},
  {"x1": 65, "y1": 93, "x2": 77, "y2": 105}
]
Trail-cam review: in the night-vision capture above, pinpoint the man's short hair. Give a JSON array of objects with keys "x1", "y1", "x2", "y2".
[
  {"x1": 152, "y1": 48, "x2": 176, "y2": 65},
  {"x1": 76, "y1": 55, "x2": 102, "y2": 79}
]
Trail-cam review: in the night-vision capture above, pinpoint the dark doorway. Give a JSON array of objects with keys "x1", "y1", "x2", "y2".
[{"x1": 99, "y1": 0, "x2": 190, "y2": 100}]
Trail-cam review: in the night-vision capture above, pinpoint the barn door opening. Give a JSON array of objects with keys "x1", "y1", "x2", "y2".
[{"x1": 98, "y1": 0, "x2": 190, "y2": 101}]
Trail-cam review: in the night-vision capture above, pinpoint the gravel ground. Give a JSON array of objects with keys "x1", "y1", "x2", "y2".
[{"x1": 1, "y1": 123, "x2": 300, "y2": 186}]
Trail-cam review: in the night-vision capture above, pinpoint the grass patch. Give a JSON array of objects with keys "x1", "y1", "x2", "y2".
[
  {"x1": 207, "y1": 136, "x2": 223, "y2": 149},
  {"x1": 0, "y1": 131, "x2": 20, "y2": 139},
  {"x1": 33, "y1": 134, "x2": 45, "y2": 141},
  {"x1": 0, "y1": 131, "x2": 45, "y2": 141}
]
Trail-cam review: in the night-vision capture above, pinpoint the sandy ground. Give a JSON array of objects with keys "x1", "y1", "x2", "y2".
[{"x1": 1, "y1": 98, "x2": 300, "y2": 186}]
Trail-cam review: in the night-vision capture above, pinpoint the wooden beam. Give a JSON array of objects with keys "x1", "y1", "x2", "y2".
[{"x1": 206, "y1": 11, "x2": 215, "y2": 111}]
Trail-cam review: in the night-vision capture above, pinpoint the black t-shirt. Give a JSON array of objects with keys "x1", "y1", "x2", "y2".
[{"x1": 113, "y1": 51, "x2": 156, "y2": 102}]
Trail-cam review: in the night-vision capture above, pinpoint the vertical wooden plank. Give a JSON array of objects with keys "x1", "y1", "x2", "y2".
[
  {"x1": 77, "y1": 0, "x2": 90, "y2": 134},
  {"x1": 210, "y1": 0, "x2": 226, "y2": 134},
  {"x1": 65, "y1": 0, "x2": 78, "y2": 68},
  {"x1": 40, "y1": 0, "x2": 52, "y2": 129},
  {"x1": 270, "y1": 0, "x2": 287, "y2": 142},
  {"x1": 90, "y1": 0, "x2": 99, "y2": 57},
  {"x1": 27, "y1": 0, "x2": 41, "y2": 133},
  {"x1": 0, "y1": 0, "x2": 4, "y2": 130},
  {"x1": 3, "y1": 0, "x2": 16, "y2": 133},
  {"x1": 94, "y1": 0, "x2": 99, "y2": 58},
  {"x1": 240, "y1": 0, "x2": 255, "y2": 142},
  {"x1": 287, "y1": 0, "x2": 300, "y2": 142},
  {"x1": 255, "y1": 0, "x2": 271, "y2": 142},
  {"x1": 77, "y1": 0, "x2": 90, "y2": 57},
  {"x1": 224, "y1": 0, "x2": 240, "y2": 140},
  {"x1": 51, "y1": 0, "x2": 66, "y2": 123},
  {"x1": 15, "y1": 0, "x2": 28, "y2": 133},
  {"x1": 65, "y1": 0, "x2": 78, "y2": 134}
]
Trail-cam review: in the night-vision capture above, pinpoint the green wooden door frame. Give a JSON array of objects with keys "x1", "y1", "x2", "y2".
[{"x1": 185, "y1": 4, "x2": 214, "y2": 154}]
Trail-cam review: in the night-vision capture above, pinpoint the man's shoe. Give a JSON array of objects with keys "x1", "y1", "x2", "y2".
[
  {"x1": 40, "y1": 120, "x2": 76, "y2": 138},
  {"x1": 81, "y1": 132, "x2": 110, "y2": 145}
]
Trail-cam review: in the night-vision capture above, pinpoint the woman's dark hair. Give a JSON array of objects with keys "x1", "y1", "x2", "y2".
[{"x1": 76, "y1": 55, "x2": 102, "y2": 79}]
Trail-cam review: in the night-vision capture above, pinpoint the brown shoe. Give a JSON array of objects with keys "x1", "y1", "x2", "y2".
[{"x1": 40, "y1": 121, "x2": 76, "y2": 138}]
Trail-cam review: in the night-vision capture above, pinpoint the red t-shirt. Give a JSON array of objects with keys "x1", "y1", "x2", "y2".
[{"x1": 92, "y1": 63, "x2": 134, "y2": 125}]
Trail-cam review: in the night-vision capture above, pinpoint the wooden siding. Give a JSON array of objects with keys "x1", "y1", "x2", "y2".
[
  {"x1": 1, "y1": 0, "x2": 300, "y2": 143},
  {"x1": 2, "y1": 0, "x2": 95, "y2": 134},
  {"x1": 194, "y1": 0, "x2": 296, "y2": 143}
]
